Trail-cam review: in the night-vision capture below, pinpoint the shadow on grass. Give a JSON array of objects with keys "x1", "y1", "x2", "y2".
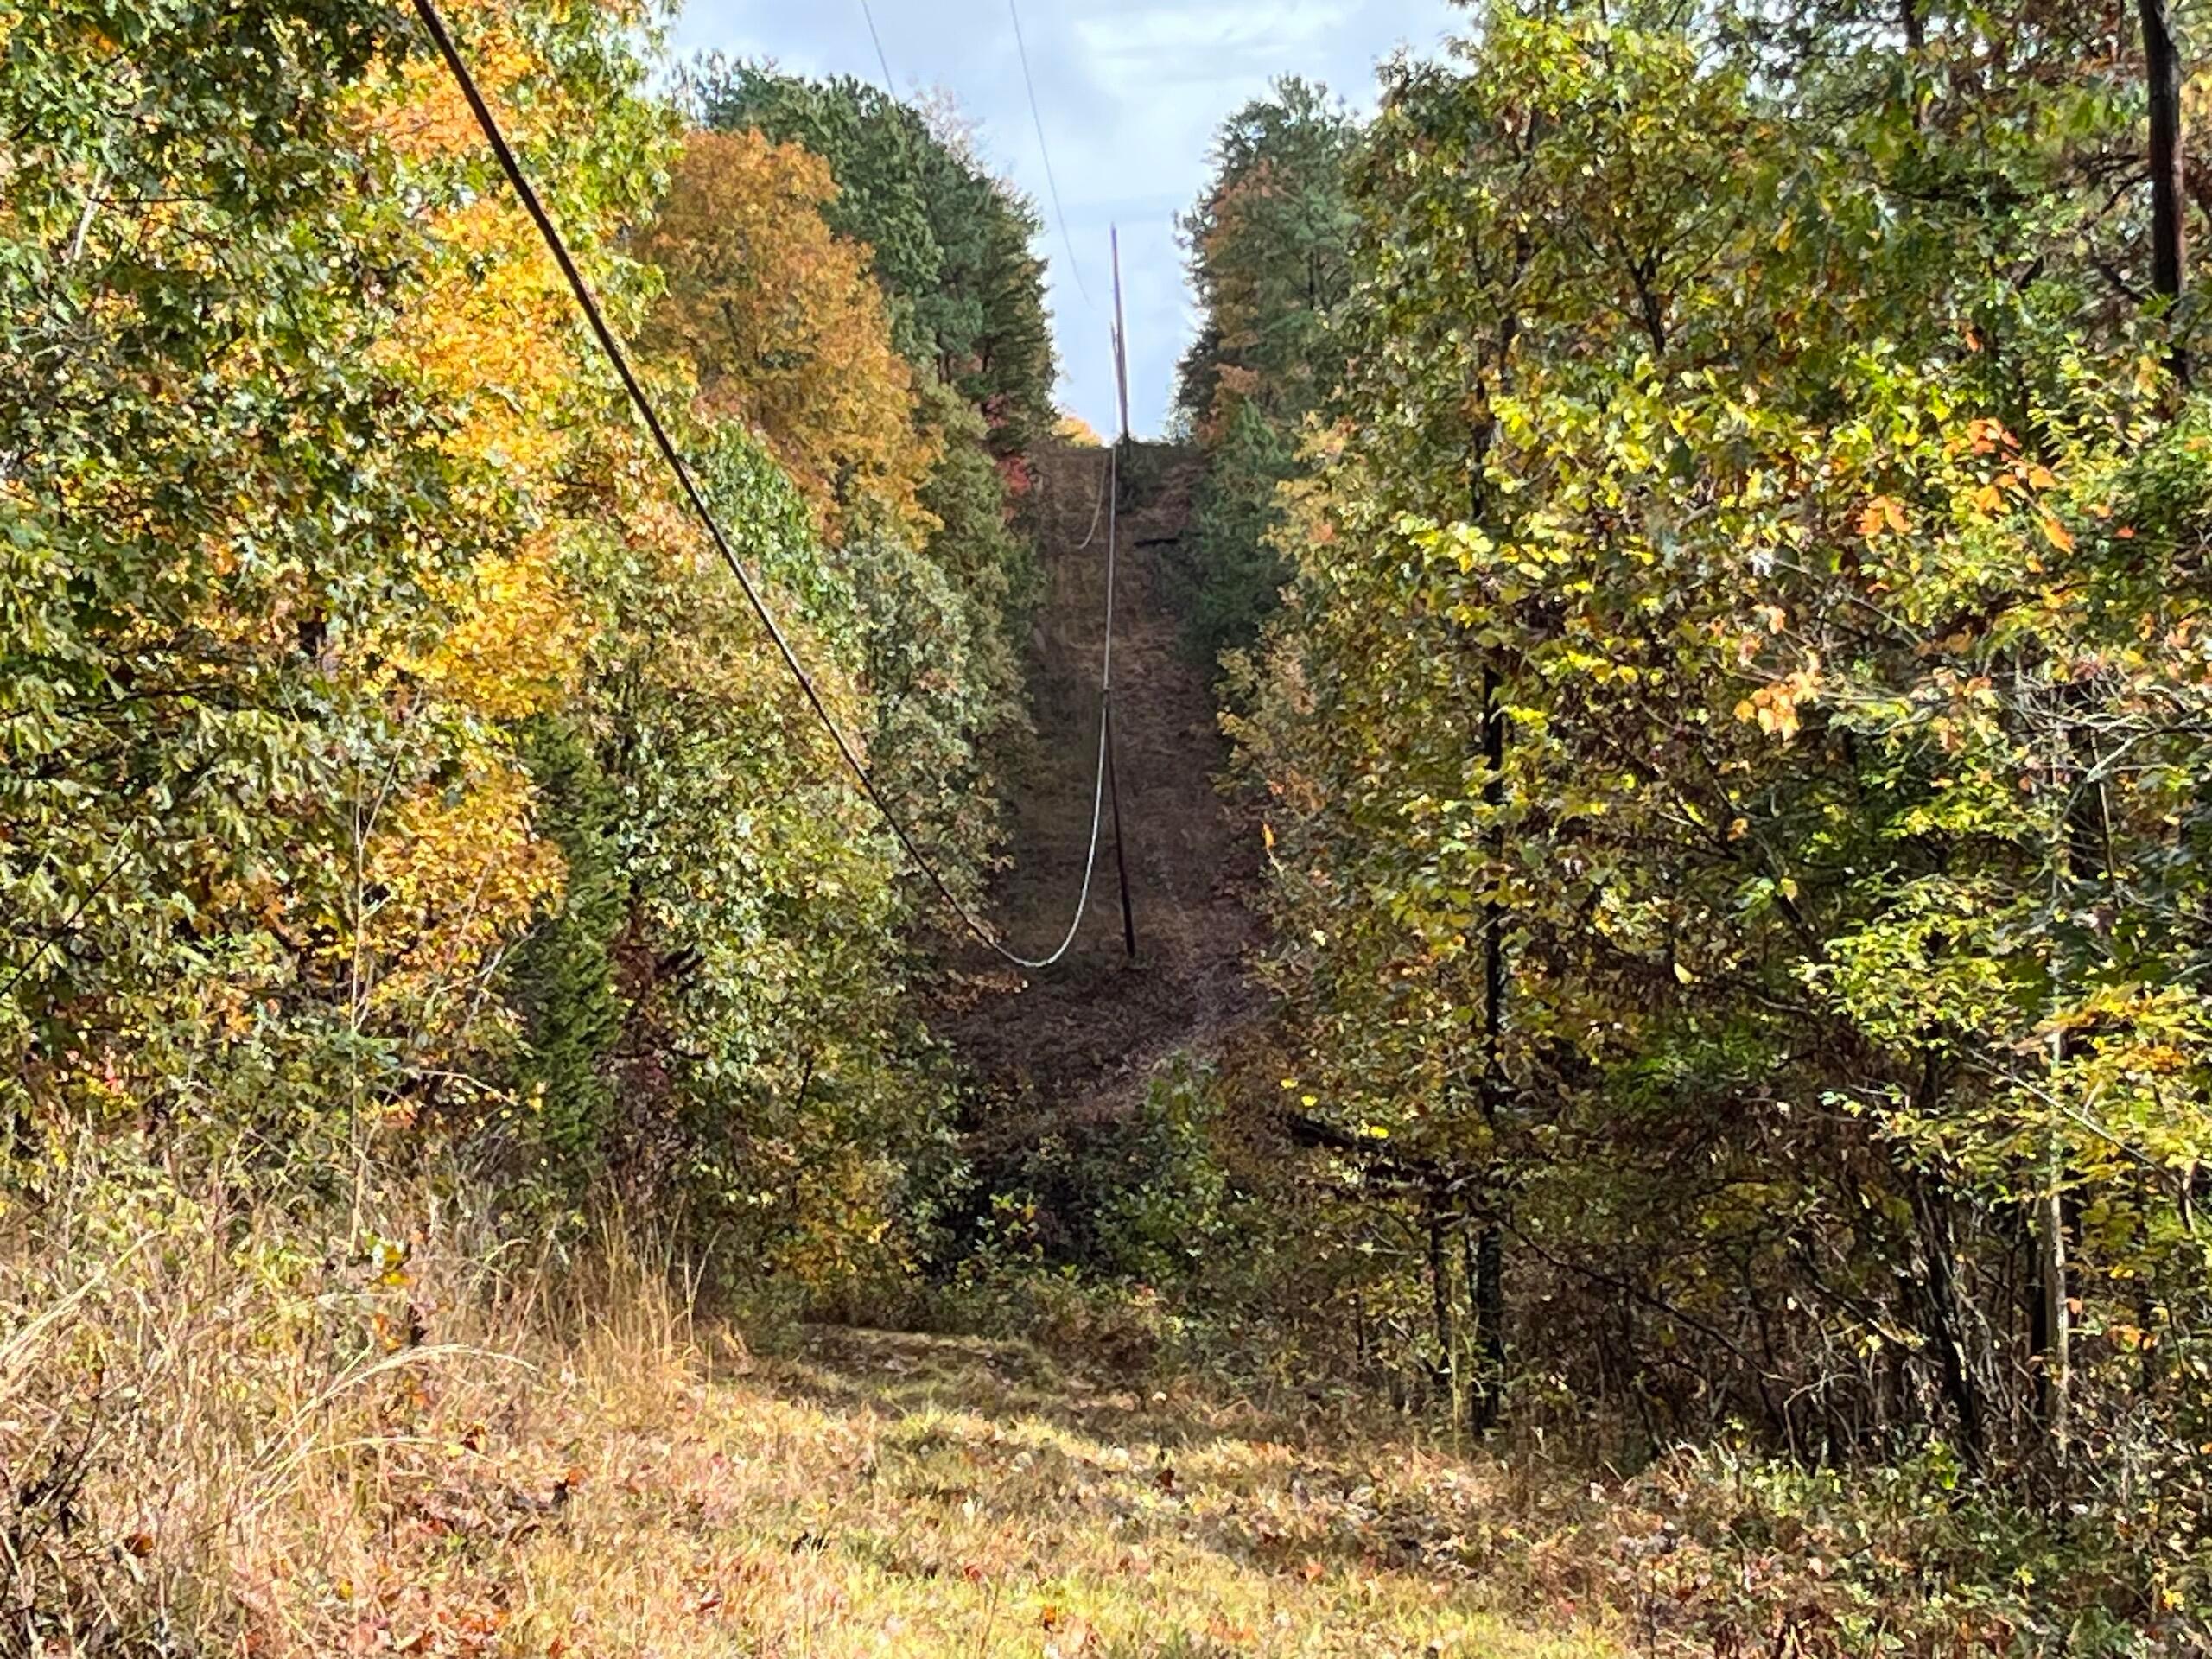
[{"x1": 751, "y1": 1323, "x2": 1530, "y2": 1591}]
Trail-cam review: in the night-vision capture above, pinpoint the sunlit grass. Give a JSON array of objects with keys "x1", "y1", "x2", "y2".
[
  {"x1": 0, "y1": 1174, "x2": 1618, "y2": 1657},
  {"x1": 510, "y1": 1328, "x2": 1619, "y2": 1657}
]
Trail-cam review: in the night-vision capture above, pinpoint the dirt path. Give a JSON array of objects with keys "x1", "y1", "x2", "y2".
[{"x1": 929, "y1": 441, "x2": 1265, "y2": 1155}]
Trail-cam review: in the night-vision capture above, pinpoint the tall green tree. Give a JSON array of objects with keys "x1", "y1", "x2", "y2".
[
  {"x1": 685, "y1": 65, "x2": 1053, "y2": 882},
  {"x1": 692, "y1": 64, "x2": 1056, "y2": 457},
  {"x1": 1173, "y1": 79, "x2": 1359, "y2": 673},
  {"x1": 0, "y1": 0, "x2": 1006, "y2": 1303},
  {"x1": 1237, "y1": 0, "x2": 2212, "y2": 1538}
]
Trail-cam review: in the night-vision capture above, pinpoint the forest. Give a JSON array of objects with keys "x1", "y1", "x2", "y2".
[{"x1": 4, "y1": 0, "x2": 2210, "y2": 1653}]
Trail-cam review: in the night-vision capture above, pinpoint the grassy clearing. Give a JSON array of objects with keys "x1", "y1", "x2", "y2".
[
  {"x1": 510, "y1": 1327, "x2": 1618, "y2": 1657},
  {"x1": 1, "y1": 1168, "x2": 1619, "y2": 1657}
]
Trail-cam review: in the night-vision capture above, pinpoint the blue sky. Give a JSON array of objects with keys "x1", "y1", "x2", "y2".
[{"x1": 664, "y1": 1, "x2": 1465, "y2": 437}]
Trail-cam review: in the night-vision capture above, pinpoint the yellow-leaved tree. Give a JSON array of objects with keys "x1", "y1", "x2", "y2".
[{"x1": 642, "y1": 129, "x2": 941, "y2": 547}]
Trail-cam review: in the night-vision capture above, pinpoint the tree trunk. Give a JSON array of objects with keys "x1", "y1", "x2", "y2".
[
  {"x1": 2036, "y1": 711, "x2": 2076, "y2": 1462},
  {"x1": 2037, "y1": 1167, "x2": 2070, "y2": 1454},
  {"x1": 1473, "y1": 1218, "x2": 1504, "y2": 1429},
  {"x1": 2140, "y1": 0, "x2": 2188, "y2": 380},
  {"x1": 1427, "y1": 1197, "x2": 1461, "y2": 1418},
  {"x1": 1910, "y1": 1164, "x2": 1986, "y2": 1470},
  {"x1": 1475, "y1": 659, "x2": 1510, "y2": 1429}
]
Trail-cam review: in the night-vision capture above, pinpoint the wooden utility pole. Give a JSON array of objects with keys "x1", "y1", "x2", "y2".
[
  {"x1": 1105, "y1": 226, "x2": 1138, "y2": 962},
  {"x1": 1111, "y1": 227, "x2": 1135, "y2": 466}
]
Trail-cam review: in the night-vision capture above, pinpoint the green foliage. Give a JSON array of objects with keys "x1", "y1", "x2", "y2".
[
  {"x1": 1092, "y1": 1060, "x2": 1236, "y2": 1286},
  {"x1": 1229, "y1": 0, "x2": 2212, "y2": 1628},
  {"x1": 947, "y1": 1064, "x2": 1244, "y2": 1287},
  {"x1": 691, "y1": 62, "x2": 1056, "y2": 456},
  {"x1": 679, "y1": 62, "x2": 1053, "y2": 904},
  {"x1": 0, "y1": 0, "x2": 594, "y2": 1146},
  {"x1": 915, "y1": 376, "x2": 1038, "y2": 750},
  {"x1": 559, "y1": 414, "x2": 963, "y2": 1289},
  {"x1": 508, "y1": 715, "x2": 626, "y2": 1173},
  {"x1": 0, "y1": 0, "x2": 1009, "y2": 1305},
  {"x1": 1175, "y1": 79, "x2": 1359, "y2": 435},
  {"x1": 1171, "y1": 79, "x2": 1359, "y2": 674},
  {"x1": 1173, "y1": 397, "x2": 1297, "y2": 672}
]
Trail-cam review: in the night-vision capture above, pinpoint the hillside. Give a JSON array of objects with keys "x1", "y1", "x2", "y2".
[{"x1": 929, "y1": 442, "x2": 1264, "y2": 1221}]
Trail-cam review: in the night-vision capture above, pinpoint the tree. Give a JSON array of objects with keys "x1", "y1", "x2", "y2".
[
  {"x1": 1235, "y1": 0, "x2": 2212, "y2": 1511},
  {"x1": 642, "y1": 129, "x2": 939, "y2": 549},
  {"x1": 1172, "y1": 80, "x2": 1360, "y2": 673},
  {"x1": 0, "y1": 0, "x2": 997, "y2": 1303},
  {"x1": 692, "y1": 64, "x2": 1057, "y2": 457},
  {"x1": 0, "y1": 0, "x2": 654, "y2": 1152},
  {"x1": 676, "y1": 67, "x2": 1062, "y2": 909}
]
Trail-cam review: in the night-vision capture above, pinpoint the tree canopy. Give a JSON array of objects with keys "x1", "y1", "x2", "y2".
[
  {"x1": 693, "y1": 62, "x2": 1058, "y2": 461},
  {"x1": 1205, "y1": 0, "x2": 2212, "y2": 1619},
  {"x1": 1169, "y1": 79, "x2": 1359, "y2": 674},
  {"x1": 0, "y1": 0, "x2": 1057, "y2": 1300}
]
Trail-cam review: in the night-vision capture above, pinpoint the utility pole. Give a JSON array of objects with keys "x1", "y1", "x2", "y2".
[{"x1": 1105, "y1": 226, "x2": 1139, "y2": 961}]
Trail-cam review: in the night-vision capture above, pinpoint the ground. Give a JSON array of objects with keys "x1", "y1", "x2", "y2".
[
  {"x1": 928, "y1": 440, "x2": 1265, "y2": 1219},
  {"x1": 9, "y1": 442, "x2": 1639, "y2": 1659},
  {"x1": 477, "y1": 449, "x2": 1620, "y2": 1657},
  {"x1": 442, "y1": 449, "x2": 1623, "y2": 1658},
  {"x1": 466, "y1": 1325, "x2": 1621, "y2": 1657}
]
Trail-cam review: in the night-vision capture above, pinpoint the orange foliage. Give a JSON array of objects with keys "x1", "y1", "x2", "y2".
[
  {"x1": 361, "y1": 760, "x2": 567, "y2": 1046},
  {"x1": 641, "y1": 129, "x2": 940, "y2": 546},
  {"x1": 332, "y1": 4, "x2": 628, "y2": 1063}
]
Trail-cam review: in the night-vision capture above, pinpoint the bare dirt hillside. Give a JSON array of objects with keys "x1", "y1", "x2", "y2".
[{"x1": 930, "y1": 440, "x2": 1264, "y2": 1155}]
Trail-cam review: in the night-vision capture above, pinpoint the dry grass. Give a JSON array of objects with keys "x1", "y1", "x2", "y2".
[
  {"x1": 0, "y1": 1159, "x2": 1623, "y2": 1658},
  {"x1": 508, "y1": 1328, "x2": 1618, "y2": 1657}
]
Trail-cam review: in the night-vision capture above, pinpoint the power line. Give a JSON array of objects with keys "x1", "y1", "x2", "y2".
[
  {"x1": 410, "y1": 0, "x2": 1121, "y2": 973},
  {"x1": 1074, "y1": 436, "x2": 1109, "y2": 550},
  {"x1": 856, "y1": 0, "x2": 897, "y2": 93},
  {"x1": 828, "y1": 0, "x2": 1128, "y2": 969},
  {"x1": 1006, "y1": 0, "x2": 1097, "y2": 314}
]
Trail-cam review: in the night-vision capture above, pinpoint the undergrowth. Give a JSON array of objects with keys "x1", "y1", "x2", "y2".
[
  {"x1": 11, "y1": 1125, "x2": 2201, "y2": 1656},
  {"x1": 0, "y1": 1136, "x2": 712, "y2": 1655},
  {"x1": 929, "y1": 1065, "x2": 2212, "y2": 1657},
  {"x1": 0, "y1": 1138, "x2": 1612, "y2": 1656}
]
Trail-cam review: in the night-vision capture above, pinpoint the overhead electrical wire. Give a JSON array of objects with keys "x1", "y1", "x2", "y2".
[
  {"x1": 846, "y1": 0, "x2": 1122, "y2": 968},
  {"x1": 1005, "y1": 0, "x2": 1098, "y2": 314},
  {"x1": 1073, "y1": 438, "x2": 1109, "y2": 550},
  {"x1": 856, "y1": 0, "x2": 898, "y2": 95},
  {"x1": 409, "y1": 0, "x2": 1127, "y2": 972}
]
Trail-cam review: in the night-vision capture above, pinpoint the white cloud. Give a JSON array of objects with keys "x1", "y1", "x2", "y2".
[{"x1": 1076, "y1": 4, "x2": 1344, "y2": 77}]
